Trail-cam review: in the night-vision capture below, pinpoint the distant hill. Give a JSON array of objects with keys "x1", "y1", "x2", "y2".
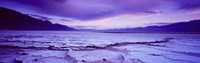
[
  {"x1": 0, "y1": 7, "x2": 75, "y2": 30},
  {"x1": 1, "y1": 7, "x2": 200, "y2": 32},
  {"x1": 101, "y1": 20, "x2": 200, "y2": 33}
]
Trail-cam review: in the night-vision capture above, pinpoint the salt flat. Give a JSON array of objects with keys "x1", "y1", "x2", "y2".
[{"x1": 0, "y1": 31, "x2": 200, "y2": 63}]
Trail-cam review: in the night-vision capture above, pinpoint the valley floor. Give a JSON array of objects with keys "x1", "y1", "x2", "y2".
[{"x1": 0, "y1": 31, "x2": 200, "y2": 63}]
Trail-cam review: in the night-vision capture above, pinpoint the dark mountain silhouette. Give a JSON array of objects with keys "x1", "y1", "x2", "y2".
[
  {"x1": 0, "y1": 7, "x2": 75, "y2": 30},
  {"x1": 1, "y1": 7, "x2": 200, "y2": 32},
  {"x1": 99, "y1": 20, "x2": 200, "y2": 33}
]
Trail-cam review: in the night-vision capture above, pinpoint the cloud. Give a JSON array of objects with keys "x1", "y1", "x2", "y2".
[
  {"x1": 148, "y1": 22, "x2": 173, "y2": 26},
  {"x1": 28, "y1": 14, "x2": 52, "y2": 21},
  {"x1": 54, "y1": 0, "x2": 67, "y2": 3},
  {"x1": 60, "y1": 19, "x2": 72, "y2": 22},
  {"x1": 73, "y1": 26, "x2": 99, "y2": 29},
  {"x1": 1, "y1": 0, "x2": 200, "y2": 21},
  {"x1": 168, "y1": 0, "x2": 200, "y2": 10}
]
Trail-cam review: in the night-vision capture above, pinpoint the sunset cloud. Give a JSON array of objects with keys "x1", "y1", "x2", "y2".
[{"x1": 0, "y1": 0, "x2": 200, "y2": 29}]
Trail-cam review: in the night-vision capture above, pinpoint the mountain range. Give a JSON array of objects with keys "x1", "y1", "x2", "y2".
[
  {"x1": 0, "y1": 7, "x2": 75, "y2": 30},
  {"x1": 101, "y1": 20, "x2": 200, "y2": 33},
  {"x1": 0, "y1": 7, "x2": 200, "y2": 33}
]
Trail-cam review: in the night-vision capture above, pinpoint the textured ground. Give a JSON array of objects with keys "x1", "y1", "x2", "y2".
[{"x1": 0, "y1": 31, "x2": 200, "y2": 63}]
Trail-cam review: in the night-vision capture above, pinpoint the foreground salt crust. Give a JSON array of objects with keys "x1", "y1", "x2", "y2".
[{"x1": 0, "y1": 31, "x2": 200, "y2": 63}]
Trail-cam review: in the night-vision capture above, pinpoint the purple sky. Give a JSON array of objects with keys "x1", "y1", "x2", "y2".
[{"x1": 0, "y1": 0, "x2": 200, "y2": 29}]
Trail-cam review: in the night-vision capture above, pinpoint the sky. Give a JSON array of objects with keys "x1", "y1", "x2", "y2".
[{"x1": 0, "y1": 0, "x2": 200, "y2": 29}]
